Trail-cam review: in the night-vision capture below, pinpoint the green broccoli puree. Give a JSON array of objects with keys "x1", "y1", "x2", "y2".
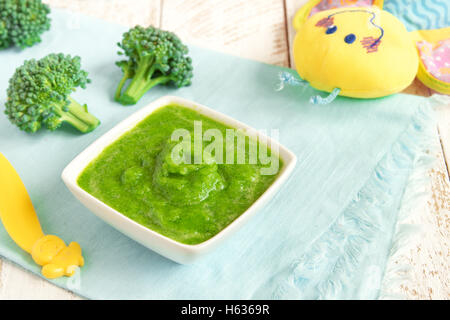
[{"x1": 77, "y1": 105, "x2": 281, "y2": 245}]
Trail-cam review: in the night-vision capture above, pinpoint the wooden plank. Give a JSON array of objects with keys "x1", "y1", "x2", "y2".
[
  {"x1": 42, "y1": 0, "x2": 161, "y2": 27},
  {"x1": 284, "y1": 0, "x2": 449, "y2": 299},
  {"x1": 433, "y1": 96, "x2": 450, "y2": 177},
  {"x1": 160, "y1": 0, "x2": 290, "y2": 67},
  {"x1": 403, "y1": 78, "x2": 432, "y2": 97},
  {"x1": 284, "y1": 0, "x2": 308, "y2": 68},
  {"x1": 388, "y1": 128, "x2": 449, "y2": 299},
  {"x1": 0, "y1": 260, "x2": 81, "y2": 300}
]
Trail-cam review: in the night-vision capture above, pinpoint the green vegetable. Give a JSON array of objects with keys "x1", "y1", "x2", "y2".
[
  {"x1": 0, "y1": 0, "x2": 51, "y2": 49},
  {"x1": 78, "y1": 105, "x2": 281, "y2": 245},
  {"x1": 5, "y1": 53, "x2": 100, "y2": 133},
  {"x1": 115, "y1": 26, "x2": 194, "y2": 105}
]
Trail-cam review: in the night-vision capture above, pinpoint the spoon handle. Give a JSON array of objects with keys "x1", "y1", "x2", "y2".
[{"x1": 0, "y1": 153, "x2": 45, "y2": 253}]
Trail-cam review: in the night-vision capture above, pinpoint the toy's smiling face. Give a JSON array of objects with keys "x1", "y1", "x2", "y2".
[
  {"x1": 316, "y1": 12, "x2": 382, "y2": 52},
  {"x1": 293, "y1": 7, "x2": 418, "y2": 98}
]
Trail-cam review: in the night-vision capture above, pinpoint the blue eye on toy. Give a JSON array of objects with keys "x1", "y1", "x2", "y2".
[
  {"x1": 326, "y1": 25, "x2": 337, "y2": 34},
  {"x1": 344, "y1": 33, "x2": 356, "y2": 44}
]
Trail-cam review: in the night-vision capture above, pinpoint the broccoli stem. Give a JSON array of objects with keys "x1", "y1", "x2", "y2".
[
  {"x1": 116, "y1": 61, "x2": 171, "y2": 105},
  {"x1": 55, "y1": 97, "x2": 100, "y2": 133},
  {"x1": 115, "y1": 73, "x2": 130, "y2": 102}
]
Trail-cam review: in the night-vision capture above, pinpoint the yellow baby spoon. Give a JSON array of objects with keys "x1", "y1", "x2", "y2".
[{"x1": 0, "y1": 152, "x2": 84, "y2": 279}]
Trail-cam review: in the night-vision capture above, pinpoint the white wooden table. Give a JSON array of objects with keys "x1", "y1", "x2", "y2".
[{"x1": 0, "y1": 0, "x2": 448, "y2": 300}]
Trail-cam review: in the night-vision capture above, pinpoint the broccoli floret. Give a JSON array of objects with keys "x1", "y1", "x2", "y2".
[
  {"x1": 115, "y1": 25, "x2": 194, "y2": 105},
  {"x1": 0, "y1": 0, "x2": 51, "y2": 49},
  {"x1": 5, "y1": 53, "x2": 100, "y2": 133}
]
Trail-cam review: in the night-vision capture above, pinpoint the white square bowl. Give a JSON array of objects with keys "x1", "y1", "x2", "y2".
[{"x1": 62, "y1": 96, "x2": 297, "y2": 264}]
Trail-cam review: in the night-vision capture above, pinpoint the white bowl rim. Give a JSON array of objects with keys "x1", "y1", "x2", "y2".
[{"x1": 62, "y1": 95, "x2": 297, "y2": 253}]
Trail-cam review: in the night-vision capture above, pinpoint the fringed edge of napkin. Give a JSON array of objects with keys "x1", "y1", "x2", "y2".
[
  {"x1": 272, "y1": 98, "x2": 439, "y2": 300},
  {"x1": 379, "y1": 95, "x2": 447, "y2": 300}
]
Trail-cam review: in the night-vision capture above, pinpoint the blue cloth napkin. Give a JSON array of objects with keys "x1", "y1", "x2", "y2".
[{"x1": 0, "y1": 9, "x2": 439, "y2": 299}]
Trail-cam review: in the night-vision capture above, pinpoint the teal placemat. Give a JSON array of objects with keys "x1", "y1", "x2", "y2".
[{"x1": 0, "y1": 9, "x2": 438, "y2": 299}]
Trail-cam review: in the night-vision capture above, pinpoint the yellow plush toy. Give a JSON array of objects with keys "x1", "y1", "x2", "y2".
[
  {"x1": 293, "y1": 6, "x2": 418, "y2": 99},
  {"x1": 286, "y1": 0, "x2": 450, "y2": 103}
]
